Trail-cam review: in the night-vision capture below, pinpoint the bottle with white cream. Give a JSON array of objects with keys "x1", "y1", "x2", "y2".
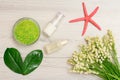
[{"x1": 43, "y1": 12, "x2": 64, "y2": 37}]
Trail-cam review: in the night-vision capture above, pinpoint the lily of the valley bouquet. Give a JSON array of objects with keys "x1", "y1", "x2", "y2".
[{"x1": 68, "y1": 30, "x2": 120, "y2": 80}]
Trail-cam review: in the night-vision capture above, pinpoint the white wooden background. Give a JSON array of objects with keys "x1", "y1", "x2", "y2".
[{"x1": 0, "y1": 0, "x2": 120, "y2": 80}]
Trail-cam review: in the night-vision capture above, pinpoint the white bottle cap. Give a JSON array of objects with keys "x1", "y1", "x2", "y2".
[{"x1": 51, "y1": 12, "x2": 64, "y2": 27}]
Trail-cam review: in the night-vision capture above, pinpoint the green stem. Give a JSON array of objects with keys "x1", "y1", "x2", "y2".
[
  {"x1": 112, "y1": 45, "x2": 120, "y2": 68},
  {"x1": 107, "y1": 73, "x2": 120, "y2": 80}
]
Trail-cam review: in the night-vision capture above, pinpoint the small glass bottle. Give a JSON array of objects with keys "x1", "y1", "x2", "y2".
[
  {"x1": 44, "y1": 40, "x2": 68, "y2": 54},
  {"x1": 43, "y1": 12, "x2": 64, "y2": 37}
]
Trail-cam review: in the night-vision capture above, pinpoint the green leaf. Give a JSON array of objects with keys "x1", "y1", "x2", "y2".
[
  {"x1": 4, "y1": 48, "x2": 43, "y2": 75},
  {"x1": 4, "y1": 48, "x2": 23, "y2": 74},
  {"x1": 22, "y1": 50, "x2": 43, "y2": 75},
  {"x1": 92, "y1": 59, "x2": 120, "y2": 80},
  {"x1": 107, "y1": 73, "x2": 120, "y2": 80}
]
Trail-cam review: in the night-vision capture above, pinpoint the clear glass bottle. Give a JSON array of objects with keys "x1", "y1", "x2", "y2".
[
  {"x1": 44, "y1": 40, "x2": 68, "y2": 54},
  {"x1": 43, "y1": 12, "x2": 64, "y2": 37}
]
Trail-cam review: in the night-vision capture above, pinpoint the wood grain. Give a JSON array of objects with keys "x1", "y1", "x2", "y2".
[{"x1": 0, "y1": 0, "x2": 120, "y2": 80}]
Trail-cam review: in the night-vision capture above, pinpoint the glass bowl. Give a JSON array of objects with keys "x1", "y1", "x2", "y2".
[{"x1": 13, "y1": 17, "x2": 41, "y2": 45}]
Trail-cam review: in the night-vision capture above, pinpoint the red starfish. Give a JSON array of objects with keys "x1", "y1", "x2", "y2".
[{"x1": 69, "y1": 2, "x2": 102, "y2": 36}]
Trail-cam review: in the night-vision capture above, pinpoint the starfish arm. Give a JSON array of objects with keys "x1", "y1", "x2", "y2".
[
  {"x1": 82, "y1": 2, "x2": 88, "y2": 17},
  {"x1": 69, "y1": 17, "x2": 85, "y2": 23},
  {"x1": 89, "y1": 19, "x2": 101, "y2": 30},
  {"x1": 82, "y1": 20, "x2": 88, "y2": 36},
  {"x1": 89, "y1": 6, "x2": 99, "y2": 17}
]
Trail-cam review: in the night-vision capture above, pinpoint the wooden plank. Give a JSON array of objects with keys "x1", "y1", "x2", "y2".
[
  {"x1": 0, "y1": 58, "x2": 101, "y2": 80},
  {"x1": 0, "y1": 57, "x2": 120, "y2": 80},
  {"x1": 0, "y1": 57, "x2": 120, "y2": 79},
  {"x1": 0, "y1": 35, "x2": 120, "y2": 58}
]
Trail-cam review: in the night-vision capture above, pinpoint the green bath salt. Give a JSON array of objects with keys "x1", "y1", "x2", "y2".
[{"x1": 13, "y1": 17, "x2": 40, "y2": 45}]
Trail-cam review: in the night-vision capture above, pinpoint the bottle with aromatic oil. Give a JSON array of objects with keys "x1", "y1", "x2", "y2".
[{"x1": 44, "y1": 40, "x2": 68, "y2": 54}]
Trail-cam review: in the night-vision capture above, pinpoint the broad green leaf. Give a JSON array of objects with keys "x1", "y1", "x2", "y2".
[
  {"x1": 4, "y1": 48, "x2": 23, "y2": 74},
  {"x1": 4, "y1": 48, "x2": 43, "y2": 75},
  {"x1": 22, "y1": 50, "x2": 43, "y2": 75}
]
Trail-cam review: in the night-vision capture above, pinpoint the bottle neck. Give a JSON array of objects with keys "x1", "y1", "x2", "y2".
[{"x1": 51, "y1": 12, "x2": 64, "y2": 27}]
